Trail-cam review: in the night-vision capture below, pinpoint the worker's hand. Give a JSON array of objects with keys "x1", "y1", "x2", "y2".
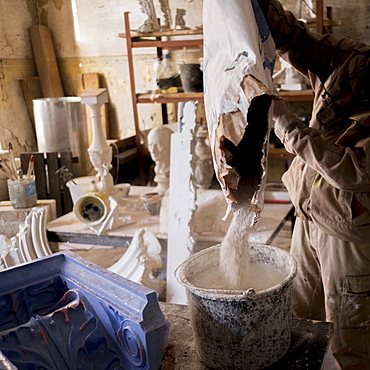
[
  {"x1": 272, "y1": 99, "x2": 288, "y2": 121},
  {"x1": 272, "y1": 99, "x2": 290, "y2": 143}
]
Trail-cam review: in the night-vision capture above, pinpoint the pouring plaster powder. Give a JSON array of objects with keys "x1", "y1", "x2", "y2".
[{"x1": 193, "y1": 205, "x2": 285, "y2": 291}]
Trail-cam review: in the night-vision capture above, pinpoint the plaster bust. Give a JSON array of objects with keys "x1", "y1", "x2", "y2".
[{"x1": 147, "y1": 126, "x2": 173, "y2": 193}]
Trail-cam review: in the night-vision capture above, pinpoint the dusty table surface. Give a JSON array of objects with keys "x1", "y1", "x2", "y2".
[
  {"x1": 159, "y1": 303, "x2": 334, "y2": 370},
  {"x1": 47, "y1": 186, "x2": 293, "y2": 248}
]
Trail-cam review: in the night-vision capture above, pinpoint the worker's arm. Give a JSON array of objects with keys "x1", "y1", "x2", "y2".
[
  {"x1": 273, "y1": 100, "x2": 370, "y2": 192},
  {"x1": 258, "y1": 0, "x2": 370, "y2": 87}
]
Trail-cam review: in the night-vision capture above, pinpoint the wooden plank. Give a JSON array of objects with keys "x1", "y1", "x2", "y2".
[
  {"x1": 119, "y1": 28, "x2": 203, "y2": 38},
  {"x1": 131, "y1": 39, "x2": 203, "y2": 49},
  {"x1": 124, "y1": 12, "x2": 146, "y2": 184},
  {"x1": 33, "y1": 153, "x2": 48, "y2": 199},
  {"x1": 137, "y1": 91, "x2": 313, "y2": 104},
  {"x1": 77, "y1": 73, "x2": 109, "y2": 144},
  {"x1": 29, "y1": 25, "x2": 64, "y2": 98},
  {"x1": 137, "y1": 92, "x2": 204, "y2": 104},
  {"x1": 316, "y1": 0, "x2": 324, "y2": 33},
  {"x1": 268, "y1": 148, "x2": 296, "y2": 160},
  {"x1": 20, "y1": 76, "x2": 43, "y2": 131},
  {"x1": 279, "y1": 90, "x2": 314, "y2": 101}
]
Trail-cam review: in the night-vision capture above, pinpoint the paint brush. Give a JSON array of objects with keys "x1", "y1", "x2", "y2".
[
  {"x1": 8, "y1": 143, "x2": 17, "y2": 178},
  {"x1": 26, "y1": 155, "x2": 35, "y2": 178},
  {"x1": 0, "y1": 158, "x2": 16, "y2": 180}
]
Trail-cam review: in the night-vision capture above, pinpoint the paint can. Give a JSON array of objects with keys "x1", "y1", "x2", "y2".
[
  {"x1": 176, "y1": 244, "x2": 297, "y2": 369},
  {"x1": 7, "y1": 176, "x2": 37, "y2": 209}
]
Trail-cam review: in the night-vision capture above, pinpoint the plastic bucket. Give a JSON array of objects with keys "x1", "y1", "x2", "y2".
[{"x1": 176, "y1": 244, "x2": 297, "y2": 370}]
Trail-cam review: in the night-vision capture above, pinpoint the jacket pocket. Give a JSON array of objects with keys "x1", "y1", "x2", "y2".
[
  {"x1": 339, "y1": 274, "x2": 370, "y2": 328},
  {"x1": 310, "y1": 177, "x2": 353, "y2": 222}
]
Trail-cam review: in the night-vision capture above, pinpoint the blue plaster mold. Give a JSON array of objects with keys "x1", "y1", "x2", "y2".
[{"x1": 0, "y1": 251, "x2": 169, "y2": 369}]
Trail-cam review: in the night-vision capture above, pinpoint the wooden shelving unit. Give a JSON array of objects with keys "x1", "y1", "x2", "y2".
[
  {"x1": 120, "y1": 13, "x2": 315, "y2": 180},
  {"x1": 120, "y1": 12, "x2": 203, "y2": 181}
]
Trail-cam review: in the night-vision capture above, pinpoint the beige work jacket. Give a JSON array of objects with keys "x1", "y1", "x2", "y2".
[{"x1": 259, "y1": 0, "x2": 370, "y2": 242}]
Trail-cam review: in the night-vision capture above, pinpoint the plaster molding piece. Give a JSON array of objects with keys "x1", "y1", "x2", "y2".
[
  {"x1": 89, "y1": 196, "x2": 117, "y2": 235},
  {"x1": 31, "y1": 208, "x2": 52, "y2": 257},
  {"x1": 18, "y1": 214, "x2": 37, "y2": 262},
  {"x1": 159, "y1": 0, "x2": 172, "y2": 30},
  {"x1": 0, "y1": 235, "x2": 22, "y2": 269},
  {"x1": 109, "y1": 228, "x2": 165, "y2": 294},
  {"x1": 0, "y1": 208, "x2": 53, "y2": 269},
  {"x1": 137, "y1": 0, "x2": 160, "y2": 32},
  {"x1": 2, "y1": 249, "x2": 23, "y2": 269},
  {"x1": 88, "y1": 196, "x2": 135, "y2": 235},
  {"x1": 166, "y1": 102, "x2": 198, "y2": 304},
  {"x1": 0, "y1": 253, "x2": 169, "y2": 369},
  {"x1": 175, "y1": 9, "x2": 188, "y2": 30}
]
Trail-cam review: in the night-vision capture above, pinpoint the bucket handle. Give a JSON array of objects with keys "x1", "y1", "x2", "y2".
[{"x1": 174, "y1": 264, "x2": 183, "y2": 285}]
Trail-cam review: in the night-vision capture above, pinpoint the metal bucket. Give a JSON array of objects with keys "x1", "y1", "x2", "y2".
[
  {"x1": 176, "y1": 244, "x2": 297, "y2": 370},
  {"x1": 33, "y1": 97, "x2": 92, "y2": 177}
]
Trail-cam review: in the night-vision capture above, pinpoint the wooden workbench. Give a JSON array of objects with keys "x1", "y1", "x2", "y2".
[{"x1": 46, "y1": 186, "x2": 294, "y2": 249}]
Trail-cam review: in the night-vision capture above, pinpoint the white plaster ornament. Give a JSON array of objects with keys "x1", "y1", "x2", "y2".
[
  {"x1": 0, "y1": 207, "x2": 52, "y2": 269},
  {"x1": 108, "y1": 228, "x2": 165, "y2": 294},
  {"x1": 80, "y1": 88, "x2": 117, "y2": 196},
  {"x1": 147, "y1": 126, "x2": 174, "y2": 194},
  {"x1": 137, "y1": 0, "x2": 173, "y2": 32}
]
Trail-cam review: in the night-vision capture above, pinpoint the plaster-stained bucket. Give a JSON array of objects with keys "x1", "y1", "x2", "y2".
[{"x1": 176, "y1": 244, "x2": 297, "y2": 370}]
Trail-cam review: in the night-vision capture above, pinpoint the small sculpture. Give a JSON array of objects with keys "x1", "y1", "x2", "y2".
[
  {"x1": 137, "y1": 0, "x2": 174, "y2": 32},
  {"x1": 159, "y1": 0, "x2": 172, "y2": 30},
  {"x1": 147, "y1": 126, "x2": 173, "y2": 194},
  {"x1": 175, "y1": 8, "x2": 188, "y2": 30},
  {"x1": 137, "y1": 0, "x2": 160, "y2": 32}
]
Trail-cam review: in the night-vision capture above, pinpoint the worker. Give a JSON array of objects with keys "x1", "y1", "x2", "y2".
[{"x1": 257, "y1": 0, "x2": 370, "y2": 369}]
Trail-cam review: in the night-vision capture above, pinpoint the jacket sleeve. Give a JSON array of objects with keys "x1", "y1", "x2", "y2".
[
  {"x1": 275, "y1": 112, "x2": 370, "y2": 192},
  {"x1": 258, "y1": 0, "x2": 370, "y2": 86}
]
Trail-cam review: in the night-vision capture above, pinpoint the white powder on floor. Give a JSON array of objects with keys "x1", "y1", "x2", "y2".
[{"x1": 220, "y1": 204, "x2": 254, "y2": 290}]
